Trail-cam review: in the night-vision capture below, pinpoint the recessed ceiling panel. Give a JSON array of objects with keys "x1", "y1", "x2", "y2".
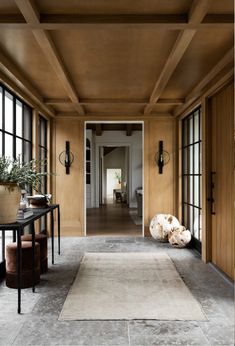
[
  {"x1": 161, "y1": 29, "x2": 234, "y2": 99},
  {"x1": 0, "y1": 29, "x2": 68, "y2": 99},
  {"x1": 208, "y1": 0, "x2": 233, "y2": 14},
  {"x1": 35, "y1": 0, "x2": 191, "y2": 14},
  {"x1": 0, "y1": 0, "x2": 20, "y2": 13},
  {"x1": 51, "y1": 28, "x2": 179, "y2": 100},
  {"x1": 51, "y1": 104, "x2": 76, "y2": 113},
  {"x1": 84, "y1": 104, "x2": 144, "y2": 115},
  {"x1": 151, "y1": 104, "x2": 175, "y2": 113}
]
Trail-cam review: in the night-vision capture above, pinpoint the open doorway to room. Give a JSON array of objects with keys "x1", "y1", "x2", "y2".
[{"x1": 85, "y1": 122, "x2": 144, "y2": 236}]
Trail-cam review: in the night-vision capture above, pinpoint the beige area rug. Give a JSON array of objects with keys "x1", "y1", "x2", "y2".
[{"x1": 59, "y1": 252, "x2": 206, "y2": 321}]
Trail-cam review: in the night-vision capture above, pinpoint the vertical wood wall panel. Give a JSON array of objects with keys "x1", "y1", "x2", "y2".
[
  {"x1": 211, "y1": 82, "x2": 234, "y2": 279},
  {"x1": 54, "y1": 118, "x2": 84, "y2": 236}
]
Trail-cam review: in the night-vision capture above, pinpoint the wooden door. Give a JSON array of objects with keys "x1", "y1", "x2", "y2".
[{"x1": 210, "y1": 81, "x2": 234, "y2": 280}]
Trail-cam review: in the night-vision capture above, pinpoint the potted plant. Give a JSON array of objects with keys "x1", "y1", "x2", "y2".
[{"x1": 0, "y1": 157, "x2": 49, "y2": 223}]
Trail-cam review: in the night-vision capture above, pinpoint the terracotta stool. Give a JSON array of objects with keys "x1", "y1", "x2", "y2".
[
  {"x1": 5, "y1": 241, "x2": 40, "y2": 289},
  {"x1": 21, "y1": 234, "x2": 48, "y2": 273}
]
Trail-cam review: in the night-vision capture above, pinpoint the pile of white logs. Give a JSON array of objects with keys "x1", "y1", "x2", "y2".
[{"x1": 149, "y1": 214, "x2": 191, "y2": 248}]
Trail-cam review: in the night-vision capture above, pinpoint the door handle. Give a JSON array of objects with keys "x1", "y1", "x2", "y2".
[{"x1": 207, "y1": 172, "x2": 216, "y2": 215}]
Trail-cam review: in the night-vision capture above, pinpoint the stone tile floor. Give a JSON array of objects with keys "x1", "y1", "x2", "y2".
[{"x1": 0, "y1": 236, "x2": 234, "y2": 346}]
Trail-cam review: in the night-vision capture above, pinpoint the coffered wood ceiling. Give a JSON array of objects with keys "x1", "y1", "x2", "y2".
[{"x1": 0, "y1": 0, "x2": 233, "y2": 118}]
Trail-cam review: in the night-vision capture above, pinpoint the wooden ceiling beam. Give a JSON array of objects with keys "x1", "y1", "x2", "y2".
[
  {"x1": 41, "y1": 13, "x2": 188, "y2": 24},
  {"x1": 95, "y1": 124, "x2": 103, "y2": 136},
  {"x1": 14, "y1": 0, "x2": 85, "y2": 116},
  {"x1": 44, "y1": 98, "x2": 184, "y2": 105},
  {"x1": 0, "y1": 49, "x2": 55, "y2": 117},
  {"x1": 144, "y1": 0, "x2": 212, "y2": 114},
  {"x1": 0, "y1": 13, "x2": 233, "y2": 29},
  {"x1": 188, "y1": 0, "x2": 212, "y2": 24},
  {"x1": 126, "y1": 124, "x2": 132, "y2": 136}
]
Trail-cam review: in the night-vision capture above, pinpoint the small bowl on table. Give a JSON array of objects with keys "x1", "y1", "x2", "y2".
[{"x1": 27, "y1": 195, "x2": 48, "y2": 208}]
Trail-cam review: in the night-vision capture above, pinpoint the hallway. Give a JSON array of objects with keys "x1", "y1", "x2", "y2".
[
  {"x1": 0, "y1": 236, "x2": 233, "y2": 345},
  {"x1": 86, "y1": 204, "x2": 142, "y2": 236}
]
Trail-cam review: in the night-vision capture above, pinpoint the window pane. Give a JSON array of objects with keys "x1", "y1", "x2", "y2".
[
  {"x1": 183, "y1": 204, "x2": 188, "y2": 228},
  {"x1": 194, "y1": 176, "x2": 199, "y2": 207},
  {"x1": 16, "y1": 138, "x2": 23, "y2": 160},
  {"x1": 189, "y1": 146, "x2": 193, "y2": 174},
  {"x1": 183, "y1": 148, "x2": 188, "y2": 174},
  {"x1": 23, "y1": 141, "x2": 32, "y2": 164},
  {"x1": 194, "y1": 143, "x2": 199, "y2": 174},
  {"x1": 190, "y1": 206, "x2": 194, "y2": 235},
  {"x1": 39, "y1": 117, "x2": 47, "y2": 147},
  {"x1": 183, "y1": 176, "x2": 188, "y2": 203},
  {"x1": 5, "y1": 134, "x2": 13, "y2": 157},
  {"x1": 193, "y1": 208, "x2": 200, "y2": 240},
  {"x1": 23, "y1": 104, "x2": 32, "y2": 141},
  {"x1": 189, "y1": 116, "x2": 193, "y2": 144},
  {"x1": 194, "y1": 112, "x2": 199, "y2": 142},
  {"x1": 189, "y1": 176, "x2": 193, "y2": 205},
  {"x1": 183, "y1": 120, "x2": 187, "y2": 147},
  {"x1": 0, "y1": 87, "x2": 2, "y2": 130},
  {"x1": 4, "y1": 91, "x2": 13, "y2": 134},
  {"x1": 16, "y1": 100, "x2": 23, "y2": 137},
  {"x1": 0, "y1": 131, "x2": 2, "y2": 155}
]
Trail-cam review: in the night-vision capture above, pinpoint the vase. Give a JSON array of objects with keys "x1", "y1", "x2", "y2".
[{"x1": 0, "y1": 183, "x2": 21, "y2": 223}]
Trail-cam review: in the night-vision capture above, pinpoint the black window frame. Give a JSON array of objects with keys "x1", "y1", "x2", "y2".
[
  {"x1": 38, "y1": 115, "x2": 48, "y2": 233},
  {"x1": 0, "y1": 83, "x2": 33, "y2": 279},
  {"x1": 182, "y1": 106, "x2": 202, "y2": 252}
]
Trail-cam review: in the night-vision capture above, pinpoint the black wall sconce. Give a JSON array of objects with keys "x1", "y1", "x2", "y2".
[
  {"x1": 155, "y1": 140, "x2": 170, "y2": 174},
  {"x1": 59, "y1": 141, "x2": 74, "y2": 174}
]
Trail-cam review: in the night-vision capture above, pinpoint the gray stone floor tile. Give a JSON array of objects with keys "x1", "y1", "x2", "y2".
[
  {"x1": 0, "y1": 236, "x2": 233, "y2": 346},
  {"x1": 198, "y1": 321, "x2": 235, "y2": 345},
  {"x1": 13, "y1": 319, "x2": 129, "y2": 346},
  {"x1": 128, "y1": 320, "x2": 210, "y2": 345}
]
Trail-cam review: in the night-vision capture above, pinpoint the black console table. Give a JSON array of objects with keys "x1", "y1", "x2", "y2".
[{"x1": 0, "y1": 204, "x2": 60, "y2": 313}]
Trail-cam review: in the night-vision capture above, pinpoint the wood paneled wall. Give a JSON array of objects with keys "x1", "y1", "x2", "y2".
[
  {"x1": 210, "y1": 81, "x2": 234, "y2": 279},
  {"x1": 144, "y1": 118, "x2": 175, "y2": 235},
  {"x1": 52, "y1": 118, "x2": 84, "y2": 236},
  {"x1": 52, "y1": 117, "x2": 175, "y2": 236}
]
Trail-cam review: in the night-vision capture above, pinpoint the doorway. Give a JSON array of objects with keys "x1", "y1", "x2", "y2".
[{"x1": 84, "y1": 121, "x2": 144, "y2": 237}]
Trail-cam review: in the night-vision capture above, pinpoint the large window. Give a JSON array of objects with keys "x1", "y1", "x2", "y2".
[
  {"x1": 182, "y1": 107, "x2": 202, "y2": 251},
  {"x1": 0, "y1": 84, "x2": 32, "y2": 275},
  {"x1": 0, "y1": 86, "x2": 32, "y2": 163},
  {"x1": 38, "y1": 115, "x2": 48, "y2": 194},
  {"x1": 38, "y1": 115, "x2": 48, "y2": 232}
]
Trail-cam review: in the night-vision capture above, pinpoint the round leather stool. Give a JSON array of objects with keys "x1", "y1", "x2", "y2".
[
  {"x1": 5, "y1": 241, "x2": 40, "y2": 289},
  {"x1": 21, "y1": 234, "x2": 48, "y2": 273}
]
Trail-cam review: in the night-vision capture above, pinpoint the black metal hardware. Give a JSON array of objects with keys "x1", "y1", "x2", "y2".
[
  {"x1": 155, "y1": 140, "x2": 170, "y2": 174},
  {"x1": 207, "y1": 171, "x2": 216, "y2": 215},
  {"x1": 59, "y1": 141, "x2": 74, "y2": 174}
]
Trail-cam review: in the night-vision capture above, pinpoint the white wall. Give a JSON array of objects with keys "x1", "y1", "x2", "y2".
[
  {"x1": 95, "y1": 130, "x2": 142, "y2": 208},
  {"x1": 104, "y1": 147, "x2": 126, "y2": 202}
]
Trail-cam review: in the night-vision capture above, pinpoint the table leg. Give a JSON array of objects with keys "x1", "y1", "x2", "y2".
[
  {"x1": 32, "y1": 223, "x2": 35, "y2": 293},
  {"x1": 51, "y1": 210, "x2": 54, "y2": 264},
  {"x1": 2, "y1": 231, "x2": 5, "y2": 261},
  {"x1": 57, "y1": 206, "x2": 60, "y2": 255},
  {"x1": 17, "y1": 228, "x2": 22, "y2": 314}
]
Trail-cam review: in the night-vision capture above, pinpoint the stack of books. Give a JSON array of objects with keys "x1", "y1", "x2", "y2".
[{"x1": 17, "y1": 209, "x2": 33, "y2": 220}]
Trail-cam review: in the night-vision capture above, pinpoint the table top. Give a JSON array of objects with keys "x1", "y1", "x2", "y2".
[{"x1": 0, "y1": 204, "x2": 59, "y2": 230}]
